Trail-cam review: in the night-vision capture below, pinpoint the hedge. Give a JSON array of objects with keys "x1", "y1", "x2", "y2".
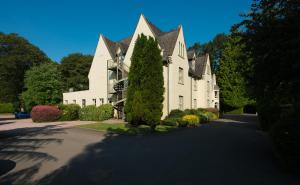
[
  {"x1": 0, "y1": 103, "x2": 14, "y2": 113},
  {"x1": 59, "y1": 104, "x2": 81, "y2": 121},
  {"x1": 270, "y1": 120, "x2": 300, "y2": 174},
  {"x1": 79, "y1": 104, "x2": 113, "y2": 121},
  {"x1": 182, "y1": 114, "x2": 200, "y2": 127},
  {"x1": 31, "y1": 105, "x2": 61, "y2": 122}
]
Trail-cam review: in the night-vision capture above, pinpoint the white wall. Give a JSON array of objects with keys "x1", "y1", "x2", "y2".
[{"x1": 169, "y1": 26, "x2": 192, "y2": 112}]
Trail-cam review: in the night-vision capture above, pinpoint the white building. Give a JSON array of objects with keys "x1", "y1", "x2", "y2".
[{"x1": 63, "y1": 14, "x2": 219, "y2": 119}]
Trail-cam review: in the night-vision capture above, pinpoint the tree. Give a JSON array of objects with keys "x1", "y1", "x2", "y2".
[
  {"x1": 190, "y1": 33, "x2": 229, "y2": 73},
  {"x1": 140, "y1": 36, "x2": 164, "y2": 129},
  {"x1": 217, "y1": 34, "x2": 251, "y2": 112},
  {"x1": 22, "y1": 63, "x2": 62, "y2": 111},
  {"x1": 125, "y1": 34, "x2": 164, "y2": 129},
  {"x1": 238, "y1": 0, "x2": 300, "y2": 130},
  {"x1": 60, "y1": 53, "x2": 93, "y2": 92},
  {"x1": 0, "y1": 33, "x2": 51, "y2": 104}
]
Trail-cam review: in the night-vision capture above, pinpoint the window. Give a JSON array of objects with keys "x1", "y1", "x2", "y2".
[
  {"x1": 194, "y1": 79, "x2": 197, "y2": 91},
  {"x1": 99, "y1": 98, "x2": 104, "y2": 105},
  {"x1": 215, "y1": 91, "x2": 218, "y2": 98},
  {"x1": 178, "y1": 67, "x2": 184, "y2": 84},
  {"x1": 193, "y1": 99, "x2": 197, "y2": 109},
  {"x1": 179, "y1": 42, "x2": 181, "y2": 56},
  {"x1": 92, "y1": 99, "x2": 96, "y2": 106},
  {"x1": 179, "y1": 96, "x2": 184, "y2": 110},
  {"x1": 73, "y1": 100, "x2": 76, "y2": 104},
  {"x1": 178, "y1": 42, "x2": 184, "y2": 58},
  {"x1": 215, "y1": 102, "x2": 218, "y2": 109},
  {"x1": 65, "y1": 100, "x2": 68, "y2": 104},
  {"x1": 82, "y1": 99, "x2": 86, "y2": 107},
  {"x1": 182, "y1": 43, "x2": 185, "y2": 58}
]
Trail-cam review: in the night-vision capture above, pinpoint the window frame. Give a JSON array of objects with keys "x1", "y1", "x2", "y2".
[
  {"x1": 178, "y1": 67, "x2": 184, "y2": 85},
  {"x1": 179, "y1": 96, "x2": 184, "y2": 110}
]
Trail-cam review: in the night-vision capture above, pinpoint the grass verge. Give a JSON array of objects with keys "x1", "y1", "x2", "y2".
[{"x1": 78, "y1": 122, "x2": 177, "y2": 135}]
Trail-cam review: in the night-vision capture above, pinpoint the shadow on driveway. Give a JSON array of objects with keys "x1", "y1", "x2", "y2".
[
  {"x1": 0, "y1": 126, "x2": 64, "y2": 185},
  {"x1": 32, "y1": 114, "x2": 299, "y2": 185}
]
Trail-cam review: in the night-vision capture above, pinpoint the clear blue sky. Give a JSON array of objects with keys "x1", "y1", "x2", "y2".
[{"x1": 0, "y1": 0, "x2": 252, "y2": 62}]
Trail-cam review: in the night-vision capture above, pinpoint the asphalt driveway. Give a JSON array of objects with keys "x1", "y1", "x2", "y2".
[{"x1": 0, "y1": 114, "x2": 299, "y2": 185}]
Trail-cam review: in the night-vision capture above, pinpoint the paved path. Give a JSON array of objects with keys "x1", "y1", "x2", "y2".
[
  {"x1": 0, "y1": 114, "x2": 299, "y2": 185},
  {"x1": 0, "y1": 114, "x2": 94, "y2": 132}
]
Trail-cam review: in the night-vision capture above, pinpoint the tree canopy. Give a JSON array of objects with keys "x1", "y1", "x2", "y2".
[
  {"x1": 22, "y1": 63, "x2": 62, "y2": 111},
  {"x1": 190, "y1": 33, "x2": 229, "y2": 73},
  {"x1": 60, "y1": 53, "x2": 93, "y2": 92},
  {"x1": 238, "y1": 0, "x2": 300, "y2": 130},
  {"x1": 0, "y1": 33, "x2": 51, "y2": 104},
  {"x1": 125, "y1": 34, "x2": 164, "y2": 128}
]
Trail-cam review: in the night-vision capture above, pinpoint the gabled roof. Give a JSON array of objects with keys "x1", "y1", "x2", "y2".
[
  {"x1": 157, "y1": 28, "x2": 180, "y2": 59},
  {"x1": 102, "y1": 35, "x2": 132, "y2": 58},
  {"x1": 101, "y1": 15, "x2": 182, "y2": 60},
  {"x1": 187, "y1": 49, "x2": 196, "y2": 60},
  {"x1": 189, "y1": 54, "x2": 209, "y2": 79}
]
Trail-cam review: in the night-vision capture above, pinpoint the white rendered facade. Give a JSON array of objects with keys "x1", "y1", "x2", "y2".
[{"x1": 63, "y1": 14, "x2": 219, "y2": 119}]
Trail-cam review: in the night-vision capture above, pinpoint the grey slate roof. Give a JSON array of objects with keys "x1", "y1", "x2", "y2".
[
  {"x1": 214, "y1": 85, "x2": 220, "y2": 90},
  {"x1": 102, "y1": 35, "x2": 133, "y2": 58},
  {"x1": 188, "y1": 54, "x2": 208, "y2": 79},
  {"x1": 187, "y1": 49, "x2": 196, "y2": 60},
  {"x1": 102, "y1": 16, "x2": 180, "y2": 60}
]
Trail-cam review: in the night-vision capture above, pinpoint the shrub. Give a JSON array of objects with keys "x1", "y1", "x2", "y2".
[
  {"x1": 79, "y1": 105, "x2": 99, "y2": 121},
  {"x1": 59, "y1": 104, "x2": 81, "y2": 121},
  {"x1": 98, "y1": 104, "x2": 113, "y2": 121},
  {"x1": 270, "y1": 120, "x2": 300, "y2": 174},
  {"x1": 225, "y1": 107, "x2": 244, "y2": 114},
  {"x1": 168, "y1": 109, "x2": 184, "y2": 118},
  {"x1": 204, "y1": 112, "x2": 218, "y2": 121},
  {"x1": 178, "y1": 119, "x2": 188, "y2": 127},
  {"x1": 31, "y1": 105, "x2": 61, "y2": 122},
  {"x1": 0, "y1": 103, "x2": 14, "y2": 113},
  {"x1": 203, "y1": 108, "x2": 219, "y2": 117},
  {"x1": 79, "y1": 104, "x2": 113, "y2": 121},
  {"x1": 161, "y1": 118, "x2": 179, "y2": 127},
  {"x1": 182, "y1": 115, "x2": 200, "y2": 127}
]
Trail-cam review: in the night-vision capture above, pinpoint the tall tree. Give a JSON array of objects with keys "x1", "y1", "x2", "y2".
[
  {"x1": 190, "y1": 33, "x2": 229, "y2": 73},
  {"x1": 238, "y1": 0, "x2": 300, "y2": 130},
  {"x1": 0, "y1": 33, "x2": 51, "y2": 104},
  {"x1": 22, "y1": 63, "x2": 62, "y2": 111},
  {"x1": 141, "y1": 36, "x2": 164, "y2": 129},
  {"x1": 60, "y1": 53, "x2": 93, "y2": 92},
  {"x1": 217, "y1": 34, "x2": 251, "y2": 112},
  {"x1": 125, "y1": 34, "x2": 164, "y2": 128},
  {"x1": 125, "y1": 34, "x2": 148, "y2": 125}
]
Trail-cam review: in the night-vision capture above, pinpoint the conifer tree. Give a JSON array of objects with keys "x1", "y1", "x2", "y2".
[
  {"x1": 125, "y1": 34, "x2": 164, "y2": 128},
  {"x1": 141, "y1": 37, "x2": 164, "y2": 129}
]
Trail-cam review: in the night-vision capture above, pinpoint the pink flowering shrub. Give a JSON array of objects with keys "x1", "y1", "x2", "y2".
[{"x1": 31, "y1": 105, "x2": 61, "y2": 122}]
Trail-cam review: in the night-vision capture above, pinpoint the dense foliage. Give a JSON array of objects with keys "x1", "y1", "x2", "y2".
[
  {"x1": 217, "y1": 34, "x2": 252, "y2": 113},
  {"x1": 31, "y1": 105, "x2": 61, "y2": 122},
  {"x1": 58, "y1": 104, "x2": 81, "y2": 121},
  {"x1": 125, "y1": 34, "x2": 164, "y2": 129},
  {"x1": 163, "y1": 108, "x2": 219, "y2": 127},
  {"x1": 79, "y1": 104, "x2": 113, "y2": 121},
  {"x1": 0, "y1": 103, "x2": 14, "y2": 113},
  {"x1": 238, "y1": 0, "x2": 300, "y2": 130},
  {"x1": 60, "y1": 53, "x2": 93, "y2": 92},
  {"x1": 238, "y1": 0, "x2": 300, "y2": 172},
  {"x1": 0, "y1": 33, "x2": 51, "y2": 105},
  {"x1": 190, "y1": 33, "x2": 229, "y2": 72},
  {"x1": 22, "y1": 63, "x2": 62, "y2": 111}
]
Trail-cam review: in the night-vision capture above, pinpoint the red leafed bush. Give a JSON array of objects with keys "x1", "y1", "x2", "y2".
[{"x1": 31, "y1": 105, "x2": 61, "y2": 122}]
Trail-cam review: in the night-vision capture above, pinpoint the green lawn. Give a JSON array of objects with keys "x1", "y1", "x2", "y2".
[{"x1": 78, "y1": 122, "x2": 177, "y2": 135}]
